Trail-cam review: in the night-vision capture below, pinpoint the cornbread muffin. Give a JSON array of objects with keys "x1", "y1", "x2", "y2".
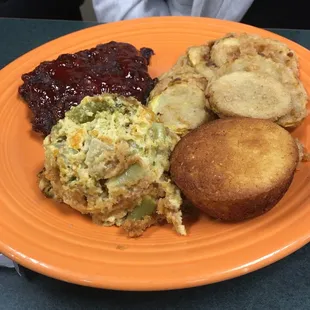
[{"x1": 170, "y1": 118, "x2": 299, "y2": 221}]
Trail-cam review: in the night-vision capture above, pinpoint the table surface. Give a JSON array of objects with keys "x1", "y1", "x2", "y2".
[{"x1": 0, "y1": 18, "x2": 309, "y2": 310}]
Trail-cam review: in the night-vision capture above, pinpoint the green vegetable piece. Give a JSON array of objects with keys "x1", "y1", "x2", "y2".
[
  {"x1": 127, "y1": 196, "x2": 157, "y2": 220},
  {"x1": 107, "y1": 163, "x2": 145, "y2": 188},
  {"x1": 66, "y1": 99, "x2": 113, "y2": 124},
  {"x1": 152, "y1": 123, "x2": 166, "y2": 140}
]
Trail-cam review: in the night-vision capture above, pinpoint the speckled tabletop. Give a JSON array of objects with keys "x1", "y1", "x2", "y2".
[{"x1": 0, "y1": 18, "x2": 309, "y2": 310}]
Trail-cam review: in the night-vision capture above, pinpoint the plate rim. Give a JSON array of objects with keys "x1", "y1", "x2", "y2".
[{"x1": 0, "y1": 16, "x2": 309, "y2": 291}]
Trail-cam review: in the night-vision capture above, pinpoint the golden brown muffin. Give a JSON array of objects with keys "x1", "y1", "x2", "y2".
[{"x1": 170, "y1": 118, "x2": 299, "y2": 221}]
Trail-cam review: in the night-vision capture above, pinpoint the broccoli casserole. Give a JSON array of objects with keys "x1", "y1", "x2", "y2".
[{"x1": 39, "y1": 94, "x2": 186, "y2": 237}]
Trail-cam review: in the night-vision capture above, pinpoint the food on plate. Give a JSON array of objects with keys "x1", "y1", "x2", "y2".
[
  {"x1": 38, "y1": 94, "x2": 186, "y2": 237},
  {"x1": 207, "y1": 71, "x2": 292, "y2": 121},
  {"x1": 19, "y1": 30, "x2": 308, "y2": 237},
  {"x1": 170, "y1": 118, "x2": 299, "y2": 221},
  {"x1": 187, "y1": 45, "x2": 215, "y2": 80},
  {"x1": 149, "y1": 56, "x2": 199, "y2": 98},
  {"x1": 148, "y1": 32, "x2": 308, "y2": 135},
  {"x1": 148, "y1": 55, "x2": 215, "y2": 136},
  {"x1": 208, "y1": 33, "x2": 299, "y2": 77},
  {"x1": 295, "y1": 138, "x2": 310, "y2": 162},
  {"x1": 19, "y1": 41, "x2": 156, "y2": 136},
  {"x1": 211, "y1": 55, "x2": 308, "y2": 127}
]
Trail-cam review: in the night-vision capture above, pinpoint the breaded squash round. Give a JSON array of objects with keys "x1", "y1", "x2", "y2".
[
  {"x1": 209, "y1": 33, "x2": 299, "y2": 76},
  {"x1": 148, "y1": 55, "x2": 215, "y2": 136},
  {"x1": 186, "y1": 45, "x2": 215, "y2": 80},
  {"x1": 213, "y1": 55, "x2": 308, "y2": 127},
  {"x1": 170, "y1": 118, "x2": 299, "y2": 221},
  {"x1": 207, "y1": 71, "x2": 292, "y2": 120}
]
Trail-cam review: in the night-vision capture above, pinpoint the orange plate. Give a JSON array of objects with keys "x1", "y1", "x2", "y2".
[{"x1": 0, "y1": 17, "x2": 309, "y2": 291}]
